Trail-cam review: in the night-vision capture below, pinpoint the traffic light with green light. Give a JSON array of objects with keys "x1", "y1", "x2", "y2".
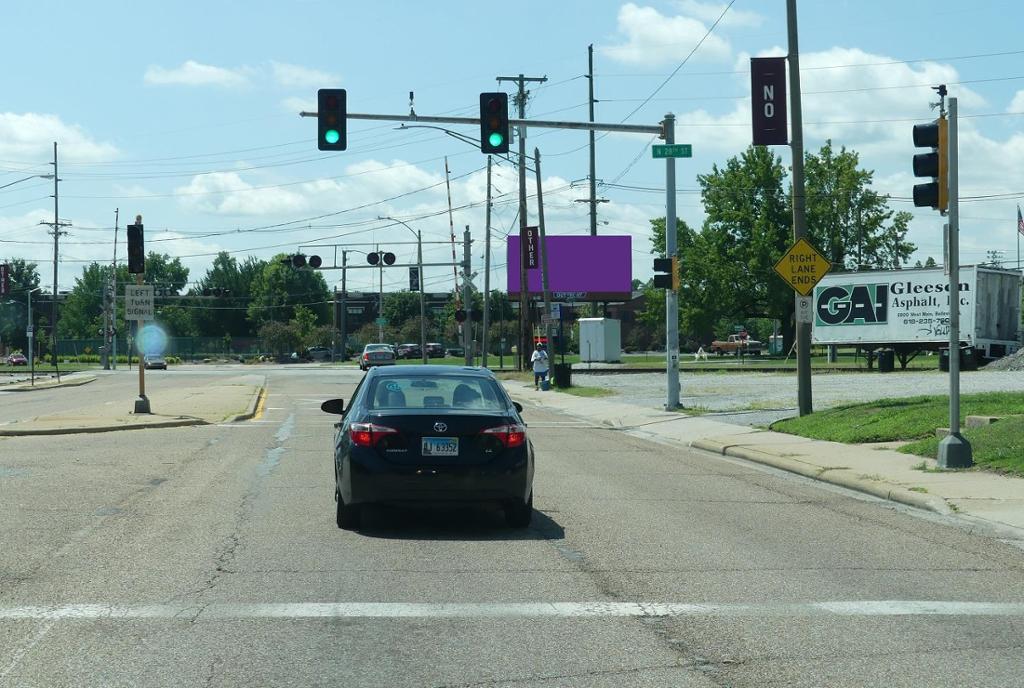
[
  {"x1": 479, "y1": 92, "x2": 509, "y2": 154},
  {"x1": 318, "y1": 89, "x2": 347, "y2": 151}
]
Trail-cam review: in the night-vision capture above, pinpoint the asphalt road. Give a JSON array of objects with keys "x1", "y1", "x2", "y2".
[{"x1": 1, "y1": 365, "x2": 1023, "y2": 686}]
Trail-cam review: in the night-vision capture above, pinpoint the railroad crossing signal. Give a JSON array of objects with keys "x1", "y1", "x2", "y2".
[
  {"x1": 318, "y1": 89, "x2": 347, "y2": 151},
  {"x1": 367, "y1": 252, "x2": 396, "y2": 266},
  {"x1": 479, "y1": 93, "x2": 510, "y2": 154}
]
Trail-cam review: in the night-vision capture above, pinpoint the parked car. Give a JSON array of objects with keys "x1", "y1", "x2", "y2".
[
  {"x1": 320, "y1": 365, "x2": 534, "y2": 530},
  {"x1": 143, "y1": 355, "x2": 168, "y2": 370},
  {"x1": 445, "y1": 346, "x2": 465, "y2": 358},
  {"x1": 426, "y1": 342, "x2": 445, "y2": 358},
  {"x1": 396, "y1": 343, "x2": 422, "y2": 360},
  {"x1": 307, "y1": 346, "x2": 333, "y2": 362},
  {"x1": 359, "y1": 343, "x2": 396, "y2": 371},
  {"x1": 5, "y1": 352, "x2": 28, "y2": 366}
]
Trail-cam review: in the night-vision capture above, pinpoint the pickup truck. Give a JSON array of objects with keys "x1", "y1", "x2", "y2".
[{"x1": 709, "y1": 334, "x2": 763, "y2": 356}]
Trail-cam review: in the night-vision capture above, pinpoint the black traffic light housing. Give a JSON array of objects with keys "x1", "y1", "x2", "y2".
[
  {"x1": 127, "y1": 223, "x2": 145, "y2": 274},
  {"x1": 479, "y1": 92, "x2": 510, "y2": 154},
  {"x1": 912, "y1": 116, "x2": 947, "y2": 212},
  {"x1": 367, "y1": 252, "x2": 396, "y2": 266},
  {"x1": 318, "y1": 89, "x2": 347, "y2": 151},
  {"x1": 454, "y1": 309, "x2": 467, "y2": 323},
  {"x1": 652, "y1": 256, "x2": 679, "y2": 290}
]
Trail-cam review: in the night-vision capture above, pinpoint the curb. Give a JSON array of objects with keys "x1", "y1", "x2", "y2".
[
  {"x1": 3, "y1": 375, "x2": 97, "y2": 392},
  {"x1": 691, "y1": 438, "x2": 952, "y2": 516},
  {"x1": 224, "y1": 383, "x2": 267, "y2": 423},
  {"x1": 0, "y1": 418, "x2": 207, "y2": 436}
]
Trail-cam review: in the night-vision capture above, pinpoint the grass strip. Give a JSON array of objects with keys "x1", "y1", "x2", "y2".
[
  {"x1": 899, "y1": 416, "x2": 1024, "y2": 476},
  {"x1": 770, "y1": 392, "x2": 1024, "y2": 444}
]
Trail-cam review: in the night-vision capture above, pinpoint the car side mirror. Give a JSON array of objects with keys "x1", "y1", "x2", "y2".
[
  {"x1": 513, "y1": 401, "x2": 523, "y2": 413},
  {"x1": 321, "y1": 398, "x2": 345, "y2": 415}
]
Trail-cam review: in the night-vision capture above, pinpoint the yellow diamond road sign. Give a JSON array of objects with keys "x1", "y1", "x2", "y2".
[{"x1": 773, "y1": 238, "x2": 831, "y2": 296}]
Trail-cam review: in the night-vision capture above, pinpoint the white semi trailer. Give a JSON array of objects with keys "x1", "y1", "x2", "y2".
[{"x1": 811, "y1": 265, "x2": 1021, "y2": 368}]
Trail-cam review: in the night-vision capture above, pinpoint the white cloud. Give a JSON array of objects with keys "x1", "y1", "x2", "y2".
[
  {"x1": 672, "y1": 0, "x2": 763, "y2": 28},
  {"x1": 144, "y1": 60, "x2": 250, "y2": 88},
  {"x1": 271, "y1": 62, "x2": 340, "y2": 90},
  {"x1": 281, "y1": 97, "x2": 315, "y2": 113},
  {"x1": 603, "y1": 3, "x2": 732, "y2": 66},
  {"x1": 1008, "y1": 90, "x2": 1024, "y2": 113},
  {"x1": 0, "y1": 112, "x2": 119, "y2": 163},
  {"x1": 175, "y1": 172, "x2": 308, "y2": 215}
]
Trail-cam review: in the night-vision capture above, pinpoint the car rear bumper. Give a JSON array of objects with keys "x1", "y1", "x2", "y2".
[{"x1": 344, "y1": 451, "x2": 532, "y2": 505}]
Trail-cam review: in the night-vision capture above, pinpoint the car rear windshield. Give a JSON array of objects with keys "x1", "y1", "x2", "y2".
[
  {"x1": 365, "y1": 345, "x2": 392, "y2": 352},
  {"x1": 367, "y1": 375, "x2": 507, "y2": 411}
]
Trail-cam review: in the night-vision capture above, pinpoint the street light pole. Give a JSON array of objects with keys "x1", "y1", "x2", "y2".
[{"x1": 379, "y1": 216, "x2": 428, "y2": 364}]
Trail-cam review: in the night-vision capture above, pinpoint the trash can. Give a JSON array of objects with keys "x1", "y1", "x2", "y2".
[
  {"x1": 552, "y1": 363, "x2": 572, "y2": 388},
  {"x1": 877, "y1": 349, "x2": 895, "y2": 373},
  {"x1": 940, "y1": 346, "x2": 977, "y2": 372}
]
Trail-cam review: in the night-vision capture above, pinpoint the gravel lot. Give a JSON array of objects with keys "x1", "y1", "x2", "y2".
[{"x1": 577, "y1": 368, "x2": 1024, "y2": 427}]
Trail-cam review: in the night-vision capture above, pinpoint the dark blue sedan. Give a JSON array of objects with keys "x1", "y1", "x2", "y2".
[{"x1": 321, "y1": 366, "x2": 534, "y2": 530}]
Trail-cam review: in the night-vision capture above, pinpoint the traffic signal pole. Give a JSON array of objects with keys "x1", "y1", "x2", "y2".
[
  {"x1": 938, "y1": 97, "x2": 972, "y2": 468},
  {"x1": 663, "y1": 114, "x2": 680, "y2": 410}
]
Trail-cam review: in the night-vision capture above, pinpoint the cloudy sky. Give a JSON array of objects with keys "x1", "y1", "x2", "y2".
[{"x1": 2, "y1": 0, "x2": 1022, "y2": 297}]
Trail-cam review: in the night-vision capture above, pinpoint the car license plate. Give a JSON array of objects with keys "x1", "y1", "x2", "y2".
[{"x1": 422, "y1": 437, "x2": 458, "y2": 457}]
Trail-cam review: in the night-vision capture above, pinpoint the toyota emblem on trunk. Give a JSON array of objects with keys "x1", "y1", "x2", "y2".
[{"x1": 433, "y1": 422, "x2": 447, "y2": 433}]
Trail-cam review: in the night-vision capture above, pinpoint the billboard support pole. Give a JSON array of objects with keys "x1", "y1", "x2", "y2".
[
  {"x1": 535, "y1": 148, "x2": 554, "y2": 354},
  {"x1": 937, "y1": 97, "x2": 972, "y2": 468}
]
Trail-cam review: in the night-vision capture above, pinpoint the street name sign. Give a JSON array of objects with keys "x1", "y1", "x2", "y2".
[
  {"x1": 773, "y1": 238, "x2": 831, "y2": 297},
  {"x1": 375, "y1": 317, "x2": 388, "y2": 326},
  {"x1": 652, "y1": 144, "x2": 692, "y2": 159},
  {"x1": 125, "y1": 285, "x2": 155, "y2": 320}
]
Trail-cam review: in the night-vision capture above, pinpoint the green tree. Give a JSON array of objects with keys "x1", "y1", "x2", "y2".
[
  {"x1": 248, "y1": 254, "x2": 330, "y2": 328},
  {"x1": 0, "y1": 258, "x2": 42, "y2": 352},
  {"x1": 258, "y1": 320, "x2": 300, "y2": 356},
  {"x1": 804, "y1": 141, "x2": 915, "y2": 270},
  {"x1": 192, "y1": 253, "x2": 265, "y2": 337},
  {"x1": 58, "y1": 263, "x2": 111, "y2": 340}
]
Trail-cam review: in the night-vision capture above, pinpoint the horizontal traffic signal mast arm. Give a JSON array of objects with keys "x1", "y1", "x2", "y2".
[{"x1": 299, "y1": 110, "x2": 664, "y2": 136}]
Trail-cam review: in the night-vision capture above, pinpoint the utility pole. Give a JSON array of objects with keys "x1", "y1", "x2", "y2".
[
  {"x1": 587, "y1": 45, "x2": 598, "y2": 238},
  {"x1": 787, "y1": 0, "x2": 812, "y2": 416},
  {"x1": 376, "y1": 243, "x2": 384, "y2": 342},
  {"x1": 535, "y1": 148, "x2": 554, "y2": 353},
  {"x1": 462, "y1": 227, "x2": 472, "y2": 366},
  {"x1": 581, "y1": 45, "x2": 609, "y2": 317},
  {"x1": 497, "y1": 73, "x2": 547, "y2": 371},
  {"x1": 111, "y1": 208, "x2": 119, "y2": 370},
  {"x1": 39, "y1": 142, "x2": 70, "y2": 381},
  {"x1": 482, "y1": 156, "x2": 493, "y2": 368}
]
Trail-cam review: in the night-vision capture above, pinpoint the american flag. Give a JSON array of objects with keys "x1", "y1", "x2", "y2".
[{"x1": 1019, "y1": 205, "x2": 1024, "y2": 238}]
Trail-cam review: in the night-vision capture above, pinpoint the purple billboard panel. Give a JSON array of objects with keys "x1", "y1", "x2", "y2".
[{"x1": 507, "y1": 235, "x2": 632, "y2": 300}]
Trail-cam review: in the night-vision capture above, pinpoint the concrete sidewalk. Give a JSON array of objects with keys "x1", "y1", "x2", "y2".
[
  {"x1": 0, "y1": 376, "x2": 266, "y2": 436},
  {"x1": 503, "y1": 381, "x2": 1024, "y2": 537}
]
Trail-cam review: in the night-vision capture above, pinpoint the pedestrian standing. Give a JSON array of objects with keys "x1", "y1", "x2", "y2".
[{"x1": 531, "y1": 342, "x2": 549, "y2": 390}]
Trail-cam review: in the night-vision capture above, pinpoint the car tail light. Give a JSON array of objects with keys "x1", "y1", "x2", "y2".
[
  {"x1": 363, "y1": 353, "x2": 370, "y2": 361},
  {"x1": 350, "y1": 422, "x2": 399, "y2": 448},
  {"x1": 480, "y1": 424, "x2": 526, "y2": 448}
]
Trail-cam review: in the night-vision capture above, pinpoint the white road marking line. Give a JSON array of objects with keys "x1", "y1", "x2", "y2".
[{"x1": 1, "y1": 601, "x2": 1022, "y2": 622}]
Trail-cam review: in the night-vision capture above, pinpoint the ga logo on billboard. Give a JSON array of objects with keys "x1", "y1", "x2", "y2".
[{"x1": 816, "y1": 283, "x2": 889, "y2": 326}]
